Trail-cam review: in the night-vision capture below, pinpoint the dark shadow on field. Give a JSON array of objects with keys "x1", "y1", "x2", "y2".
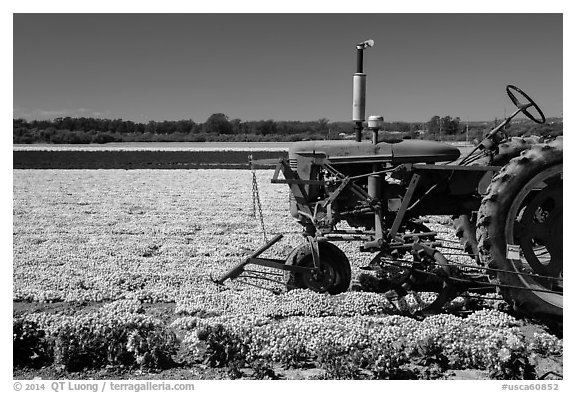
[{"x1": 13, "y1": 150, "x2": 288, "y2": 169}]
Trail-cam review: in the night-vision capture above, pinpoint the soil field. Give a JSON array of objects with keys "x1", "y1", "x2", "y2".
[
  {"x1": 13, "y1": 142, "x2": 475, "y2": 169},
  {"x1": 12, "y1": 169, "x2": 562, "y2": 380},
  {"x1": 13, "y1": 150, "x2": 288, "y2": 169},
  {"x1": 12, "y1": 142, "x2": 292, "y2": 151}
]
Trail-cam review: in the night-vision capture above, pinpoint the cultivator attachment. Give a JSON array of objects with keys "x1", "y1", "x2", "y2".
[
  {"x1": 211, "y1": 234, "x2": 318, "y2": 293},
  {"x1": 213, "y1": 230, "x2": 479, "y2": 311},
  {"x1": 213, "y1": 226, "x2": 562, "y2": 321}
]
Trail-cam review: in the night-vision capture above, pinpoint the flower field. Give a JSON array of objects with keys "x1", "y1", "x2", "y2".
[
  {"x1": 14, "y1": 169, "x2": 299, "y2": 303},
  {"x1": 13, "y1": 169, "x2": 563, "y2": 379}
]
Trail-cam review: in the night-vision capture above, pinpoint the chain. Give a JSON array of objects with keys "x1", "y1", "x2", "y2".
[{"x1": 250, "y1": 157, "x2": 268, "y2": 243}]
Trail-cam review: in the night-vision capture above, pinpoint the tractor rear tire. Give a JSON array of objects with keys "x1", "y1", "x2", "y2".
[
  {"x1": 477, "y1": 138, "x2": 562, "y2": 325},
  {"x1": 284, "y1": 241, "x2": 352, "y2": 295},
  {"x1": 491, "y1": 136, "x2": 542, "y2": 165}
]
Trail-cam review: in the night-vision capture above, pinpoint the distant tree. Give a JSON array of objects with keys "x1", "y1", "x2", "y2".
[
  {"x1": 115, "y1": 121, "x2": 127, "y2": 134},
  {"x1": 145, "y1": 121, "x2": 157, "y2": 134},
  {"x1": 317, "y1": 118, "x2": 329, "y2": 132},
  {"x1": 55, "y1": 117, "x2": 75, "y2": 131},
  {"x1": 109, "y1": 119, "x2": 123, "y2": 133},
  {"x1": 41, "y1": 127, "x2": 57, "y2": 143},
  {"x1": 256, "y1": 120, "x2": 277, "y2": 135},
  {"x1": 13, "y1": 118, "x2": 26, "y2": 127},
  {"x1": 203, "y1": 113, "x2": 232, "y2": 134},
  {"x1": 449, "y1": 117, "x2": 461, "y2": 134},
  {"x1": 174, "y1": 119, "x2": 196, "y2": 134},
  {"x1": 427, "y1": 115, "x2": 440, "y2": 137},
  {"x1": 426, "y1": 116, "x2": 460, "y2": 138},
  {"x1": 389, "y1": 122, "x2": 410, "y2": 132},
  {"x1": 124, "y1": 120, "x2": 136, "y2": 134},
  {"x1": 92, "y1": 132, "x2": 117, "y2": 144},
  {"x1": 410, "y1": 122, "x2": 422, "y2": 132},
  {"x1": 230, "y1": 118, "x2": 243, "y2": 134},
  {"x1": 439, "y1": 116, "x2": 461, "y2": 135}
]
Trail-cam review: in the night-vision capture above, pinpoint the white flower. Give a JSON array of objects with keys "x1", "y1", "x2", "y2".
[{"x1": 498, "y1": 348, "x2": 512, "y2": 362}]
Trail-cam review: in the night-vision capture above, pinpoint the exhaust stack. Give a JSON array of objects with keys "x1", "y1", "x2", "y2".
[{"x1": 353, "y1": 39, "x2": 374, "y2": 142}]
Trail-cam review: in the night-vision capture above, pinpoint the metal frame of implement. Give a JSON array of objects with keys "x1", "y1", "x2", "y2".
[
  {"x1": 215, "y1": 156, "x2": 495, "y2": 290},
  {"x1": 213, "y1": 154, "x2": 561, "y2": 307}
]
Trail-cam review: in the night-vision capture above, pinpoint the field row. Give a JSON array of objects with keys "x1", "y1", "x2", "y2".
[
  {"x1": 17, "y1": 295, "x2": 563, "y2": 378},
  {"x1": 13, "y1": 150, "x2": 287, "y2": 169},
  {"x1": 13, "y1": 142, "x2": 291, "y2": 151}
]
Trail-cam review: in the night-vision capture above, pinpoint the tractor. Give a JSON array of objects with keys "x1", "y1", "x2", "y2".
[{"x1": 215, "y1": 39, "x2": 562, "y2": 329}]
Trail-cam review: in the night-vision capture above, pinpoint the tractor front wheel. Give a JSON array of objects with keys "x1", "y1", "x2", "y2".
[{"x1": 284, "y1": 241, "x2": 352, "y2": 294}]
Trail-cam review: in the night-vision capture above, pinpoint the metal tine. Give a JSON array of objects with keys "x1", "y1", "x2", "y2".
[
  {"x1": 229, "y1": 274, "x2": 307, "y2": 293},
  {"x1": 239, "y1": 273, "x2": 284, "y2": 284},
  {"x1": 213, "y1": 275, "x2": 283, "y2": 295},
  {"x1": 235, "y1": 278, "x2": 284, "y2": 294},
  {"x1": 243, "y1": 269, "x2": 284, "y2": 277},
  {"x1": 438, "y1": 252, "x2": 479, "y2": 257},
  {"x1": 434, "y1": 244, "x2": 472, "y2": 251},
  {"x1": 433, "y1": 237, "x2": 467, "y2": 244},
  {"x1": 240, "y1": 273, "x2": 284, "y2": 285}
]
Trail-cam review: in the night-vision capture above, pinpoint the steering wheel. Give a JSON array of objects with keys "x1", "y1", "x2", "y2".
[{"x1": 506, "y1": 85, "x2": 546, "y2": 124}]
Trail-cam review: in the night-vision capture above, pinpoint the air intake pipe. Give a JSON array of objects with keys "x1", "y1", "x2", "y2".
[{"x1": 353, "y1": 39, "x2": 374, "y2": 142}]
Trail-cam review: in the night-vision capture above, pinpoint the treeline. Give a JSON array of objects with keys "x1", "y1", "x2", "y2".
[
  {"x1": 13, "y1": 113, "x2": 562, "y2": 144},
  {"x1": 13, "y1": 115, "x2": 355, "y2": 144}
]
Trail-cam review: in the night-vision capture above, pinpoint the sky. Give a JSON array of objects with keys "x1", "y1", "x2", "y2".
[{"x1": 13, "y1": 13, "x2": 563, "y2": 123}]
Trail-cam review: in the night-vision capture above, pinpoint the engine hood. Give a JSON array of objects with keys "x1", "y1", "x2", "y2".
[{"x1": 289, "y1": 139, "x2": 460, "y2": 164}]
